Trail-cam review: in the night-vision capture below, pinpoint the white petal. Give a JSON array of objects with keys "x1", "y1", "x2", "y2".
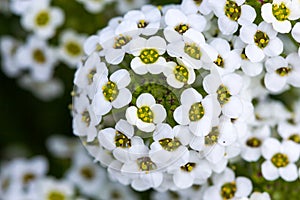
[
  {"x1": 264, "y1": 73, "x2": 287, "y2": 93},
  {"x1": 222, "y1": 96, "x2": 243, "y2": 118},
  {"x1": 174, "y1": 105, "x2": 190, "y2": 125},
  {"x1": 173, "y1": 171, "x2": 193, "y2": 189},
  {"x1": 239, "y1": 24, "x2": 256, "y2": 44},
  {"x1": 146, "y1": 36, "x2": 166, "y2": 54},
  {"x1": 111, "y1": 88, "x2": 132, "y2": 109},
  {"x1": 167, "y1": 75, "x2": 185, "y2": 88},
  {"x1": 105, "y1": 48, "x2": 125, "y2": 65},
  {"x1": 189, "y1": 115, "x2": 212, "y2": 137},
  {"x1": 115, "y1": 119, "x2": 134, "y2": 138},
  {"x1": 273, "y1": 20, "x2": 291, "y2": 33},
  {"x1": 238, "y1": 5, "x2": 256, "y2": 25},
  {"x1": 151, "y1": 104, "x2": 167, "y2": 124},
  {"x1": 264, "y1": 37, "x2": 283, "y2": 57},
  {"x1": 110, "y1": 69, "x2": 131, "y2": 88},
  {"x1": 218, "y1": 121, "x2": 237, "y2": 146},
  {"x1": 261, "y1": 161, "x2": 279, "y2": 181},
  {"x1": 235, "y1": 177, "x2": 253, "y2": 197},
  {"x1": 281, "y1": 141, "x2": 300, "y2": 162},
  {"x1": 279, "y1": 164, "x2": 298, "y2": 182},
  {"x1": 174, "y1": 125, "x2": 193, "y2": 146},
  {"x1": 92, "y1": 92, "x2": 112, "y2": 115},
  {"x1": 181, "y1": 88, "x2": 202, "y2": 105},
  {"x1": 203, "y1": 73, "x2": 221, "y2": 94},
  {"x1": 261, "y1": 138, "x2": 281, "y2": 159},
  {"x1": 131, "y1": 57, "x2": 148, "y2": 75},
  {"x1": 241, "y1": 147, "x2": 261, "y2": 162},
  {"x1": 218, "y1": 17, "x2": 238, "y2": 35},
  {"x1": 125, "y1": 106, "x2": 138, "y2": 125},
  {"x1": 136, "y1": 93, "x2": 156, "y2": 107},
  {"x1": 136, "y1": 119, "x2": 155, "y2": 132},
  {"x1": 245, "y1": 44, "x2": 265, "y2": 63},
  {"x1": 98, "y1": 128, "x2": 116, "y2": 150},
  {"x1": 165, "y1": 9, "x2": 187, "y2": 26}
]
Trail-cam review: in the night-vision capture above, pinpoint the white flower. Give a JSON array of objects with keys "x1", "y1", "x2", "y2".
[
  {"x1": 174, "y1": 88, "x2": 220, "y2": 137},
  {"x1": 46, "y1": 135, "x2": 79, "y2": 159},
  {"x1": 92, "y1": 69, "x2": 132, "y2": 116},
  {"x1": 16, "y1": 35, "x2": 57, "y2": 82},
  {"x1": 21, "y1": 0, "x2": 64, "y2": 39},
  {"x1": 74, "y1": 52, "x2": 108, "y2": 98},
  {"x1": 278, "y1": 121, "x2": 300, "y2": 145},
  {"x1": 163, "y1": 58, "x2": 196, "y2": 88},
  {"x1": 58, "y1": 29, "x2": 86, "y2": 67},
  {"x1": 168, "y1": 151, "x2": 212, "y2": 189},
  {"x1": 76, "y1": 0, "x2": 113, "y2": 14},
  {"x1": 66, "y1": 147, "x2": 106, "y2": 198},
  {"x1": 209, "y1": 0, "x2": 256, "y2": 35},
  {"x1": 205, "y1": 38, "x2": 241, "y2": 74},
  {"x1": 83, "y1": 34, "x2": 103, "y2": 56},
  {"x1": 261, "y1": 138, "x2": 300, "y2": 181},
  {"x1": 126, "y1": 93, "x2": 166, "y2": 132},
  {"x1": 240, "y1": 125, "x2": 271, "y2": 162},
  {"x1": 129, "y1": 36, "x2": 167, "y2": 75},
  {"x1": 164, "y1": 8, "x2": 207, "y2": 43},
  {"x1": 203, "y1": 168, "x2": 252, "y2": 200},
  {"x1": 264, "y1": 54, "x2": 300, "y2": 93},
  {"x1": 0, "y1": 36, "x2": 22, "y2": 77},
  {"x1": 167, "y1": 29, "x2": 218, "y2": 70},
  {"x1": 240, "y1": 21, "x2": 283, "y2": 62},
  {"x1": 203, "y1": 68, "x2": 244, "y2": 118},
  {"x1": 261, "y1": 0, "x2": 300, "y2": 33},
  {"x1": 149, "y1": 123, "x2": 191, "y2": 165},
  {"x1": 122, "y1": 5, "x2": 161, "y2": 36},
  {"x1": 99, "y1": 21, "x2": 138, "y2": 64},
  {"x1": 28, "y1": 177, "x2": 74, "y2": 200},
  {"x1": 181, "y1": 0, "x2": 212, "y2": 15},
  {"x1": 73, "y1": 93, "x2": 100, "y2": 142},
  {"x1": 233, "y1": 37, "x2": 263, "y2": 77},
  {"x1": 98, "y1": 119, "x2": 144, "y2": 163},
  {"x1": 121, "y1": 145, "x2": 164, "y2": 191},
  {"x1": 18, "y1": 76, "x2": 64, "y2": 101}
]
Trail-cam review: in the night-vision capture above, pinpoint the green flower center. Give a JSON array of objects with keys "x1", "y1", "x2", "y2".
[
  {"x1": 159, "y1": 138, "x2": 181, "y2": 151},
  {"x1": 217, "y1": 84, "x2": 231, "y2": 106},
  {"x1": 221, "y1": 182, "x2": 237, "y2": 199},
  {"x1": 80, "y1": 166, "x2": 95, "y2": 180},
  {"x1": 246, "y1": 137, "x2": 262, "y2": 148},
  {"x1": 276, "y1": 67, "x2": 292, "y2": 76},
  {"x1": 102, "y1": 81, "x2": 119, "y2": 102},
  {"x1": 113, "y1": 35, "x2": 131, "y2": 49},
  {"x1": 189, "y1": 102, "x2": 205, "y2": 121},
  {"x1": 193, "y1": 0, "x2": 203, "y2": 6},
  {"x1": 65, "y1": 41, "x2": 82, "y2": 56},
  {"x1": 138, "y1": 19, "x2": 148, "y2": 28},
  {"x1": 174, "y1": 65, "x2": 189, "y2": 83},
  {"x1": 272, "y1": 3, "x2": 290, "y2": 21},
  {"x1": 115, "y1": 130, "x2": 132, "y2": 148},
  {"x1": 137, "y1": 157, "x2": 157, "y2": 172},
  {"x1": 81, "y1": 110, "x2": 91, "y2": 126},
  {"x1": 137, "y1": 106, "x2": 154, "y2": 123},
  {"x1": 87, "y1": 69, "x2": 97, "y2": 85},
  {"x1": 174, "y1": 23, "x2": 190, "y2": 34},
  {"x1": 184, "y1": 43, "x2": 201, "y2": 60},
  {"x1": 35, "y1": 11, "x2": 50, "y2": 27},
  {"x1": 180, "y1": 162, "x2": 196, "y2": 172},
  {"x1": 214, "y1": 55, "x2": 225, "y2": 68},
  {"x1": 48, "y1": 191, "x2": 65, "y2": 200},
  {"x1": 254, "y1": 31, "x2": 269, "y2": 48},
  {"x1": 140, "y1": 48, "x2": 159, "y2": 64},
  {"x1": 205, "y1": 127, "x2": 219, "y2": 146},
  {"x1": 271, "y1": 153, "x2": 289, "y2": 168},
  {"x1": 33, "y1": 49, "x2": 46, "y2": 64},
  {"x1": 288, "y1": 134, "x2": 300, "y2": 144},
  {"x1": 22, "y1": 173, "x2": 35, "y2": 185},
  {"x1": 224, "y1": 0, "x2": 241, "y2": 21}
]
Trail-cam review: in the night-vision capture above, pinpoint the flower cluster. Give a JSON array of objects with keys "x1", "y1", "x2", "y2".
[{"x1": 72, "y1": 0, "x2": 300, "y2": 196}]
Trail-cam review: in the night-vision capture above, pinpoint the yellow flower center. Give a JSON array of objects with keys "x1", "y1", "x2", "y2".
[
  {"x1": 272, "y1": 3, "x2": 290, "y2": 21},
  {"x1": 180, "y1": 162, "x2": 196, "y2": 172},
  {"x1": 254, "y1": 31, "x2": 270, "y2": 49},
  {"x1": 271, "y1": 153, "x2": 289, "y2": 168},
  {"x1": 137, "y1": 157, "x2": 157, "y2": 172},
  {"x1": 102, "y1": 81, "x2": 119, "y2": 102},
  {"x1": 65, "y1": 41, "x2": 82, "y2": 57},
  {"x1": 159, "y1": 138, "x2": 181, "y2": 151},
  {"x1": 288, "y1": 134, "x2": 300, "y2": 144},
  {"x1": 35, "y1": 10, "x2": 50, "y2": 27},
  {"x1": 174, "y1": 23, "x2": 190, "y2": 34},
  {"x1": 47, "y1": 191, "x2": 65, "y2": 200},
  {"x1": 137, "y1": 106, "x2": 154, "y2": 123},
  {"x1": 138, "y1": 20, "x2": 148, "y2": 28},
  {"x1": 189, "y1": 102, "x2": 205, "y2": 121},
  {"x1": 80, "y1": 166, "x2": 95, "y2": 180},
  {"x1": 113, "y1": 35, "x2": 131, "y2": 49},
  {"x1": 221, "y1": 182, "x2": 237, "y2": 199},
  {"x1": 174, "y1": 65, "x2": 189, "y2": 83},
  {"x1": 217, "y1": 84, "x2": 231, "y2": 106},
  {"x1": 33, "y1": 49, "x2": 46, "y2": 64},
  {"x1": 140, "y1": 48, "x2": 159, "y2": 64},
  {"x1": 115, "y1": 130, "x2": 132, "y2": 148},
  {"x1": 276, "y1": 67, "x2": 292, "y2": 76},
  {"x1": 224, "y1": 0, "x2": 241, "y2": 21},
  {"x1": 214, "y1": 55, "x2": 225, "y2": 68},
  {"x1": 246, "y1": 137, "x2": 262, "y2": 148},
  {"x1": 184, "y1": 43, "x2": 201, "y2": 60}
]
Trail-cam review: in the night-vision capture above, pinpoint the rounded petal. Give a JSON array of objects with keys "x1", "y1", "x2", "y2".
[
  {"x1": 264, "y1": 37, "x2": 283, "y2": 57},
  {"x1": 92, "y1": 92, "x2": 112, "y2": 115},
  {"x1": 136, "y1": 93, "x2": 156, "y2": 107},
  {"x1": 245, "y1": 44, "x2": 265, "y2": 62},
  {"x1": 261, "y1": 161, "x2": 279, "y2": 181},
  {"x1": 264, "y1": 73, "x2": 287, "y2": 93},
  {"x1": 110, "y1": 69, "x2": 131, "y2": 88},
  {"x1": 115, "y1": 119, "x2": 134, "y2": 138},
  {"x1": 173, "y1": 171, "x2": 193, "y2": 189},
  {"x1": 151, "y1": 104, "x2": 167, "y2": 124},
  {"x1": 174, "y1": 105, "x2": 190, "y2": 125},
  {"x1": 136, "y1": 119, "x2": 155, "y2": 132},
  {"x1": 235, "y1": 177, "x2": 253, "y2": 197},
  {"x1": 181, "y1": 88, "x2": 202, "y2": 105},
  {"x1": 126, "y1": 106, "x2": 138, "y2": 125},
  {"x1": 111, "y1": 88, "x2": 132, "y2": 109},
  {"x1": 222, "y1": 96, "x2": 243, "y2": 118},
  {"x1": 261, "y1": 138, "x2": 281, "y2": 159},
  {"x1": 279, "y1": 164, "x2": 298, "y2": 182}
]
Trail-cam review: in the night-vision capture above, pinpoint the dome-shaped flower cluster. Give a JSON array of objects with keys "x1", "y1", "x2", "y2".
[{"x1": 72, "y1": 0, "x2": 300, "y2": 195}]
